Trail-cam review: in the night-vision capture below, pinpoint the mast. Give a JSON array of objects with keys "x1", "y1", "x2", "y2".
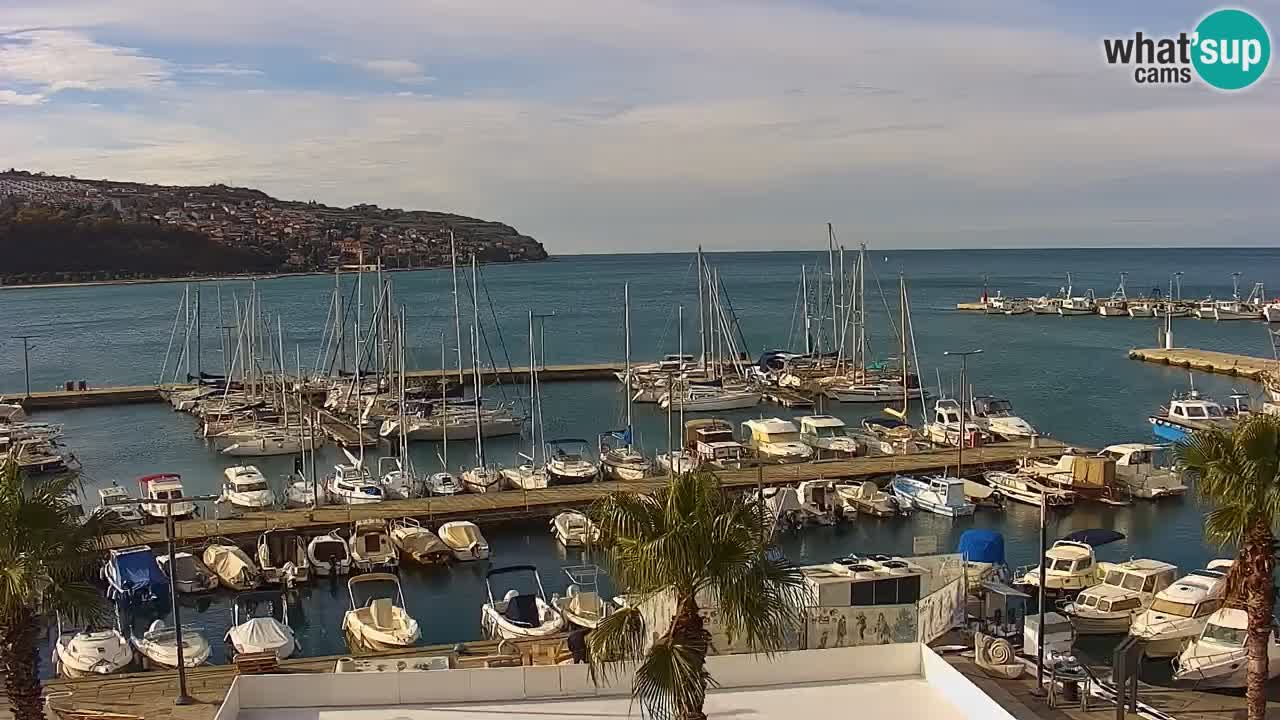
[
  {"x1": 677, "y1": 305, "x2": 686, "y2": 441},
  {"x1": 399, "y1": 306, "x2": 408, "y2": 470},
  {"x1": 440, "y1": 331, "x2": 449, "y2": 470},
  {"x1": 336, "y1": 273, "x2": 346, "y2": 376},
  {"x1": 451, "y1": 232, "x2": 464, "y2": 383},
  {"x1": 815, "y1": 270, "x2": 824, "y2": 359},
  {"x1": 828, "y1": 225, "x2": 838, "y2": 366},
  {"x1": 697, "y1": 246, "x2": 707, "y2": 372},
  {"x1": 858, "y1": 243, "x2": 867, "y2": 378},
  {"x1": 900, "y1": 274, "x2": 909, "y2": 416},
  {"x1": 279, "y1": 317, "x2": 288, "y2": 429},
  {"x1": 471, "y1": 325, "x2": 484, "y2": 466},
  {"x1": 194, "y1": 285, "x2": 202, "y2": 380},
  {"x1": 182, "y1": 285, "x2": 191, "y2": 382},
  {"x1": 528, "y1": 310, "x2": 537, "y2": 464},
  {"x1": 355, "y1": 252, "x2": 364, "y2": 467},
  {"x1": 217, "y1": 284, "x2": 227, "y2": 378},
  {"x1": 624, "y1": 282, "x2": 633, "y2": 448},
  {"x1": 801, "y1": 265, "x2": 811, "y2": 354}
]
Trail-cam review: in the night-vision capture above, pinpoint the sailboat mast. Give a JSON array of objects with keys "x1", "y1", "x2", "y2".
[
  {"x1": 801, "y1": 266, "x2": 811, "y2": 354},
  {"x1": 194, "y1": 285, "x2": 202, "y2": 380},
  {"x1": 828, "y1": 226, "x2": 838, "y2": 365},
  {"x1": 471, "y1": 325, "x2": 484, "y2": 465},
  {"x1": 696, "y1": 246, "x2": 706, "y2": 372},
  {"x1": 624, "y1": 282, "x2": 633, "y2": 448},
  {"x1": 440, "y1": 331, "x2": 449, "y2": 469},
  {"x1": 677, "y1": 304, "x2": 685, "y2": 440},
  {"x1": 279, "y1": 317, "x2": 288, "y2": 429},
  {"x1": 900, "y1": 274, "x2": 908, "y2": 416},
  {"x1": 399, "y1": 307, "x2": 408, "y2": 468},
  {"x1": 528, "y1": 310, "x2": 537, "y2": 463},
  {"x1": 858, "y1": 243, "x2": 867, "y2": 377},
  {"x1": 451, "y1": 232, "x2": 463, "y2": 384}
]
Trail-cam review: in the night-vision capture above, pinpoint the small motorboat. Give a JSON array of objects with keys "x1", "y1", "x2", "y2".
[
  {"x1": 1174, "y1": 608, "x2": 1280, "y2": 688},
  {"x1": 1097, "y1": 443, "x2": 1188, "y2": 499},
  {"x1": 102, "y1": 547, "x2": 168, "y2": 604},
  {"x1": 740, "y1": 418, "x2": 814, "y2": 464},
  {"x1": 983, "y1": 471, "x2": 1074, "y2": 508},
  {"x1": 342, "y1": 573, "x2": 421, "y2": 652},
  {"x1": 836, "y1": 481, "x2": 907, "y2": 518},
  {"x1": 890, "y1": 475, "x2": 975, "y2": 517},
  {"x1": 481, "y1": 565, "x2": 567, "y2": 640},
  {"x1": 326, "y1": 463, "x2": 385, "y2": 505},
  {"x1": 598, "y1": 430, "x2": 651, "y2": 480},
  {"x1": 52, "y1": 617, "x2": 134, "y2": 678},
  {"x1": 202, "y1": 540, "x2": 262, "y2": 591},
  {"x1": 226, "y1": 591, "x2": 297, "y2": 661},
  {"x1": 1062, "y1": 559, "x2": 1178, "y2": 635},
  {"x1": 157, "y1": 551, "x2": 219, "y2": 594},
  {"x1": 306, "y1": 531, "x2": 351, "y2": 576},
  {"x1": 138, "y1": 473, "x2": 196, "y2": 521},
  {"x1": 798, "y1": 415, "x2": 862, "y2": 458},
  {"x1": 349, "y1": 519, "x2": 398, "y2": 572},
  {"x1": 438, "y1": 521, "x2": 490, "y2": 561},
  {"x1": 131, "y1": 620, "x2": 211, "y2": 669},
  {"x1": 1131, "y1": 561, "x2": 1234, "y2": 657},
  {"x1": 257, "y1": 529, "x2": 311, "y2": 587},
  {"x1": 969, "y1": 395, "x2": 1038, "y2": 440},
  {"x1": 545, "y1": 439, "x2": 601, "y2": 484},
  {"x1": 390, "y1": 517, "x2": 451, "y2": 565},
  {"x1": 95, "y1": 483, "x2": 144, "y2": 524},
  {"x1": 551, "y1": 565, "x2": 616, "y2": 629},
  {"x1": 219, "y1": 465, "x2": 276, "y2": 510},
  {"x1": 1016, "y1": 529, "x2": 1126, "y2": 597},
  {"x1": 425, "y1": 471, "x2": 463, "y2": 496},
  {"x1": 551, "y1": 511, "x2": 599, "y2": 547}
]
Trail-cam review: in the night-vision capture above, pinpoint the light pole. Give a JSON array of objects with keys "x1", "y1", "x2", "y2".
[
  {"x1": 533, "y1": 312, "x2": 556, "y2": 371},
  {"x1": 157, "y1": 493, "x2": 218, "y2": 705},
  {"x1": 942, "y1": 349, "x2": 982, "y2": 477},
  {"x1": 11, "y1": 335, "x2": 37, "y2": 398}
]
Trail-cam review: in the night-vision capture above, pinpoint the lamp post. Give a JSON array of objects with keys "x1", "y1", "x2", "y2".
[
  {"x1": 157, "y1": 493, "x2": 218, "y2": 705},
  {"x1": 533, "y1": 312, "x2": 556, "y2": 371},
  {"x1": 11, "y1": 335, "x2": 37, "y2": 398},
  {"x1": 942, "y1": 349, "x2": 982, "y2": 477}
]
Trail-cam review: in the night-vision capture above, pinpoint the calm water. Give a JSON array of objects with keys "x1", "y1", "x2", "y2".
[{"x1": 7, "y1": 248, "x2": 1279, "y2": 675}]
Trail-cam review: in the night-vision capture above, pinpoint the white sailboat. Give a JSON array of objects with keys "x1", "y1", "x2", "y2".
[
  {"x1": 601, "y1": 284, "x2": 652, "y2": 480},
  {"x1": 503, "y1": 311, "x2": 550, "y2": 491},
  {"x1": 461, "y1": 256, "x2": 505, "y2": 494},
  {"x1": 545, "y1": 439, "x2": 600, "y2": 484}
]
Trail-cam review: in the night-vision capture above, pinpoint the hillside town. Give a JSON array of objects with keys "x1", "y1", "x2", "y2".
[{"x1": 0, "y1": 170, "x2": 548, "y2": 282}]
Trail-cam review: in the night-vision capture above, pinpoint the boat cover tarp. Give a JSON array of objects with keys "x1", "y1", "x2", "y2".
[
  {"x1": 1062, "y1": 528, "x2": 1125, "y2": 547},
  {"x1": 113, "y1": 550, "x2": 167, "y2": 597},
  {"x1": 399, "y1": 530, "x2": 449, "y2": 557},
  {"x1": 203, "y1": 544, "x2": 256, "y2": 585},
  {"x1": 441, "y1": 523, "x2": 484, "y2": 549},
  {"x1": 957, "y1": 530, "x2": 1006, "y2": 564},
  {"x1": 1071, "y1": 456, "x2": 1116, "y2": 488},
  {"x1": 227, "y1": 618, "x2": 292, "y2": 654}
]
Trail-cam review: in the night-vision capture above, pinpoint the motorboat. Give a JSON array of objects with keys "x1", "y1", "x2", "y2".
[
  {"x1": 823, "y1": 379, "x2": 900, "y2": 404},
  {"x1": 1128, "y1": 300, "x2": 1157, "y2": 318},
  {"x1": 835, "y1": 481, "x2": 908, "y2": 518},
  {"x1": 545, "y1": 439, "x2": 600, "y2": 484},
  {"x1": 862, "y1": 416, "x2": 930, "y2": 454},
  {"x1": 1032, "y1": 296, "x2": 1063, "y2": 315},
  {"x1": 326, "y1": 463, "x2": 385, "y2": 505},
  {"x1": 1016, "y1": 529, "x2": 1126, "y2": 597},
  {"x1": 1173, "y1": 608, "x2": 1280, "y2": 688},
  {"x1": 307, "y1": 531, "x2": 352, "y2": 576},
  {"x1": 1061, "y1": 559, "x2": 1178, "y2": 635},
  {"x1": 659, "y1": 383, "x2": 762, "y2": 412},
  {"x1": 131, "y1": 620, "x2": 211, "y2": 669},
  {"x1": 220, "y1": 465, "x2": 277, "y2": 510},
  {"x1": 342, "y1": 573, "x2": 421, "y2": 652},
  {"x1": 969, "y1": 396, "x2": 1037, "y2": 440},
  {"x1": 923, "y1": 399, "x2": 989, "y2": 448},
  {"x1": 655, "y1": 449, "x2": 696, "y2": 475},
  {"x1": 257, "y1": 529, "x2": 310, "y2": 586},
  {"x1": 52, "y1": 617, "x2": 134, "y2": 678},
  {"x1": 1, "y1": 437, "x2": 78, "y2": 475},
  {"x1": 1148, "y1": 389, "x2": 1235, "y2": 443},
  {"x1": 551, "y1": 511, "x2": 599, "y2": 547},
  {"x1": 438, "y1": 521, "x2": 490, "y2": 561},
  {"x1": 1019, "y1": 450, "x2": 1132, "y2": 505},
  {"x1": 102, "y1": 547, "x2": 168, "y2": 604},
  {"x1": 798, "y1": 415, "x2": 861, "y2": 457},
  {"x1": 226, "y1": 592, "x2": 297, "y2": 660},
  {"x1": 202, "y1": 540, "x2": 261, "y2": 591},
  {"x1": 480, "y1": 565, "x2": 567, "y2": 640},
  {"x1": 96, "y1": 483, "x2": 144, "y2": 524},
  {"x1": 1264, "y1": 300, "x2": 1280, "y2": 323},
  {"x1": 157, "y1": 551, "x2": 219, "y2": 594},
  {"x1": 1097, "y1": 443, "x2": 1188, "y2": 499},
  {"x1": 390, "y1": 517, "x2": 451, "y2": 565},
  {"x1": 740, "y1": 418, "x2": 813, "y2": 464},
  {"x1": 599, "y1": 432, "x2": 652, "y2": 481},
  {"x1": 1131, "y1": 562, "x2": 1233, "y2": 657},
  {"x1": 1097, "y1": 274, "x2": 1129, "y2": 316},
  {"x1": 982, "y1": 471, "x2": 1074, "y2": 508},
  {"x1": 349, "y1": 519, "x2": 398, "y2": 572},
  {"x1": 377, "y1": 457, "x2": 416, "y2": 500},
  {"x1": 1057, "y1": 289, "x2": 1097, "y2": 316},
  {"x1": 221, "y1": 428, "x2": 322, "y2": 457},
  {"x1": 138, "y1": 473, "x2": 196, "y2": 521},
  {"x1": 461, "y1": 465, "x2": 504, "y2": 494},
  {"x1": 425, "y1": 471, "x2": 463, "y2": 496},
  {"x1": 889, "y1": 475, "x2": 975, "y2": 517},
  {"x1": 551, "y1": 565, "x2": 615, "y2": 629}
]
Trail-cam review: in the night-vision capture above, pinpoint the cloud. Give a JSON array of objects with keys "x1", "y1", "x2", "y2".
[
  {"x1": 0, "y1": 89, "x2": 45, "y2": 105},
  {"x1": 0, "y1": 29, "x2": 171, "y2": 94},
  {"x1": 322, "y1": 55, "x2": 433, "y2": 84},
  {"x1": 180, "y1": 62, "x2": 262, "y2": 78}
]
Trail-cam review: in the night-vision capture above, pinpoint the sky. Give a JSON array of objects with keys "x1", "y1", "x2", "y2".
[{"x1": 1, "y1": 0, "x2": 1278, "y2": 254}]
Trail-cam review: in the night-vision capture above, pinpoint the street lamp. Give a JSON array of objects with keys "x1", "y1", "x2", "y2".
[
  {"x1": 11, "y1": 335, "x2": 37, "y2": 398},
  {"x1": 533, "y1": 312, "x2": 556, "y2": 371},
  {"x1": 155, "y1": 493, "x2": 218, "y2": 705},
  {"x1": 942, "y1": 349, "x2": 982, "y2": 478}
]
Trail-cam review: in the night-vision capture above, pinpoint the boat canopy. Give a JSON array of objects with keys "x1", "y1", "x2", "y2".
[
  {"x1": 1062, "y1": 528, "x2": 1126, "y2": 547},
  {"x1": 957, "y1": 529, "x2": 1006, "y2": 564},
  {"x1": 112, "y1": 548, "x2": 168, "y2": 596},
  {"x1": 865, "y1": 416, "x2": 908, "y2": 430}
]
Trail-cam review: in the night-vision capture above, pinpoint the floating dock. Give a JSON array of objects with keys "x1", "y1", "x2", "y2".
[
  {"x1": 103, "y1": 440, "x2": 1069, "y2": 551},
  {"x1": 1128, "y1": 347, "x2": 1275, "y2": 381}
]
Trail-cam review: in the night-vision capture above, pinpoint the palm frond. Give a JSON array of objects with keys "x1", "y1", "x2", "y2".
[
  {"x1": 631, "y1": 632, "x2": 716, "y2": 720},
  {"x1": 585, "y1": 605, "x2": 648, "y2": 684}
]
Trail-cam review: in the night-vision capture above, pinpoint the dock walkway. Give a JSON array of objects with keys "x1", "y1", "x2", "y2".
[
  {"x1": 104, "y1": 440, "x2": 1068, "y2": 551},
  {"x1": 1128, "y1": 347, "x2": 1275, "y2": 381}
]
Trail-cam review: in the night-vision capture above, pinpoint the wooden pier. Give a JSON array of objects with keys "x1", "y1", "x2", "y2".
[
  {"x1": 103, "y1": 440, "x2": 1069, "y2": 551},
  {"x1": 1128, "y1": 347, "x2": 1276, "y2": 381},
  {"x1": 762, "y1": 387, "x2": 815, "y2": 408}
]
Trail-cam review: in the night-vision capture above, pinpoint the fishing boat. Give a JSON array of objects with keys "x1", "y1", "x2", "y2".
[
  {"x1": 551, "y1": 565, "x2": 616, "y2": 629},
  {"x1": 1173, "y1": 608, "x2": 1280, "y2": 688},
  {"x1": 1032, "y1": 296, "x2": 1063, "y2": 315},
  {"x1": 257, "y1": 529, "x2": 310, "y2": 587},
  {"x1": 325, "y1": 463, "x2": 384, "y2": 505},
  {"x1": 1016, "y1": 529, "x2": 1126, "y2": 597},
  {"x1": 798, "y1": 415, "x2": 861, "y2": 458},
  {"x1": 349, "y1": 519, "x2": 398, "y2": 572},
  {"x1": 480, "y1": 565, "x2": 567, "y2": 640},
  {"x1": 226, "y1": 592, "x2": 297, "y2": 660},
  {"x1": 1208, "y1": 276, "x2": 1265, "y2": 320},
  {"x1": 96, "y1": 483, "x2": 144, "y2": 524},
  {"x1": 1264, "y1": 300, "x2": 1280, "y2": 323},
  {"x1": 969, "y1": 395, "x2": 1038, "y2": 440},
  {"x1": 1128, "y1": 299, "x2": 1157, "y2": 318},
  {"x1": 52, "y1": 619, "x2": 134, "y2": 678},
  {"x1": 1130, "y1": 561, "x2": 1233, "y2": 657},
  {"x1": 1096, "y1": 273, "x2": 1130, "y2": 317},
  {"x1": 102, "y1": 547, "x2": 168, "y2": 604},
  {"x1": 1097, "y1": 443, "x2": 1187, "y2": 498},
  {"x1": 1147, "y1": 388, "x2": 1236, "y2": 443},
  {"x1": 551, "y1": 511, "x2": 599, "y2": 547},
  {"x1": 982, "y1": 471, "x2": 1074, "y2": 507},
  {"x1": 438, "y1": 520, "x2": 490, "y2": 561},
  {"x1": 835, "y1": 481, "x2": 908, "y2": 518},
  {"x1": 740, "y1": 418, "x2": 813, "y2": 464},
  {"x1": 889, "y1": 475, "x2": 975, "y2": 517},
  {"x1": 390, "y1": 517, "x2": 451, "y2": 565},
  {"x1": 202, "y1": 540, "x2": 261, "y2": 591},
  {"x1": 219, "y1": 465, "x2": 276, "y2": 510},
  {"x1": 157, "y1": 551, "x2": 219, "y2": 593},
  {"x1": 138, "y1": 474, "x2": 196, "y2": 521},
  {"x1": 1061, "y1": 559, "x2": 1178, "y2": 635},
  {"x1": 342, "y1": 573, "x2": 421, "y2": 652},
  {"x1": 545, "y1": 438, "x2": 600, "y2": 484},
  {"x1": 307, "y1": 531, "x2": 351, "y2": 576},
  {"x1": 1057, "y1": 286, "x2": 1097, "y2": 316},
  {"x1": 132, "y1": 620, "x2": 211, "y2": 669}
]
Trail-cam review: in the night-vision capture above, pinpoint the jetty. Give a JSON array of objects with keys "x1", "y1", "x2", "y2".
[
  {"x1": 1128, "y1": 347, "x2": 1276, "y2": 381},
  {"x1": 103, "y1": 440, "x2": 1069, "y2": 551}
]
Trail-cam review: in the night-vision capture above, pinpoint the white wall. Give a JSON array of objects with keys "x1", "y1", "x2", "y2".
[{"x1": 920, "y1": 647, "x2": 1018, "y2": 720}]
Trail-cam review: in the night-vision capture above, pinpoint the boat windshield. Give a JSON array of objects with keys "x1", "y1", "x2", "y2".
[
  {"x1": 812, "y1": 426, "x2": 849, "y2": 438},
  {"x1": 1150, "y1": 598, "x2": 1196, "y2": 617},
  {"x1": 1079, "y1": 595, "x2": 1098, "y2": 608},
  {"x1": 235, "y1": 480, "x2": 269, "y2": 492},
  {"x1": 155, "y1": 489, "x2": 183, "y2": 500},
  {"x1": 1202, "y1": 622, "x2": 1247, "y2": 647},
  {"x1": 1050, "y1": 558, "x2": 1075, "y2": 571},
  {"x1": 1120, "y1": 574, "x2": 1147, "y2": 592},
  {"x1": 102, "y1": 494, "x2": 132, "y2": 506},
  {"x1": 986, "y1": 400, "x2": 1013, "y2": 416},
  {"x1": 1207, "y1": 405, "x2": 1224, "y2": 417},
  {"x1": 171, "y1": 555, "x2": 197, "y2": 575},
  {"x1": 765, "y1": 431, "x2": 802, "y2": 443}
]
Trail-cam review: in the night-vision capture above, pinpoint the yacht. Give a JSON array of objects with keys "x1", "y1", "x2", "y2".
[
  {"x1": 52, "y1": 619, "x2": 134, "y2": 678},
  {"x1": 969, "y1": 395, "x2": 1037, "y2": 440},
  {"x1": 599, "y1": 432, "x2": 652, "y2": 480},
  {"x1": 545, "y1": 438, "x2": 600, "y2": 484},
  {"x1": 389, "y1": 517, "x2": 451, "y2": 565},
  {"x1": 1061, "y1": 559, "x2": 1178, "y2": 635},
  {"x1": 889, "y1": 475, "x2": 975, "y2": 517},
  {"x1": 438, "y1": 520, "x2": 490, "y2": 561},
  {"x1": 102, "y1": 546, "x2": 168, "y2": 604},
  {"x1": 257, "y1": 529, "x2": 310, "y2": 586},
  {"x1": 96, "y1": 484, "x2": 144, "y2": 524},
  {"x1": 342, "y1": 573, "x2": 421, "y2": 652},
  {"x1": 1016, "y1": 530, "x2": 1125, "y2": 597},
  {"x1": 551, "y1": 565, "x2": 616, "y2": 629},
  {"x1": 1174, "y1": 608, "x2": 1280, "y2": 688},
  {"x1": 480, "y1": 565, "x2": 567, "y2": 640},
  {"x1": 131, "y1": 620, "x2": 211, "y2": 669},
  {"x1": 1097, "y1": 443, "x2": 1188, "y2": 498},
  {"x1": 1130, "y1": 562, "x2": 1233, "y2": 657},
  {"x1": 349, "y1": 519, "x2": 398, "y2": 572},
  {"x1": 836, "y1": 481, "x2": 908, "y2": 518},
  {"x1": 1058, "y1": 289, "x2": 1097, "y2": 316},
  {"x1": 326, "y1": 463, "x2": 385, "y2": 505},
  {"x1": 1148, "y1": 389, "x2": 1236, "y2": 443},
  {"x1": 923, "y1": 399, "x2": 988, "y2": 447},
  {"x1": 740, "y1": 418, "x2": 813, "y2": 464},
  {"x1": 659, "y1": 383, "x2": 762, "y2": 412},
  {"x1": 220, "y1": 465, "x2": 276, "y2": 510},
  {"x1": 202, "y1": 540, "x2": 261, "y2": 591},
  {"x1": 798, "y1": 415, "x2": 861, "y2": 458},
  {"x1": 156, "y1": 551, "x2": 219, "y2": 593},
  {"x1": 226, "y1": 592, "x2": 297, "y2": 661},
  {"x1": 306, "y1": 531, "x2": 351, "y2": 576},
  {"x1": 551, "y1": 511, "x2": 599, "y2": 547},
  {"x1": 1097, "y1": 273, "x2": 1130, "y2": 317},
  {"x1": 138, "y1": 473, "x2": 196, "y2": 521},
  {"x1": 982, "y1": 471, "x2": 1074, "y2": 508}
]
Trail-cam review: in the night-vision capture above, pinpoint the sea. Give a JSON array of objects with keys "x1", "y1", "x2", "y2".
[{"x1": 3, "y1": 247, "x2": 1278, "y2": 675}]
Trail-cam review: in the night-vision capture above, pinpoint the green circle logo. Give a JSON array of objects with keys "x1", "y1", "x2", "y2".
[{"x1": 1192, "y1": 9, "x2": 1271, "y2": 90}]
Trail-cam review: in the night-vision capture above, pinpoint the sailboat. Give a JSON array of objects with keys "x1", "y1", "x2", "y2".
[
  {"x1": 601, "y1": 284, "x2": 652, "y2": 480},
  {"x1": 378, "y1": 308, "x2": 418, "y2": 500},
  {"x1": 503, "y1": 311, "x2": 550, "y2": 491},
  {"x1": 654, "y1": 306, "x2": 696, "y2": 476},
  {"x1": 460, "y1": 327, "x2": 504, "y2": 494},
  {"x1": 428, "y1": 332, "x2": 464, "y2": 496}
]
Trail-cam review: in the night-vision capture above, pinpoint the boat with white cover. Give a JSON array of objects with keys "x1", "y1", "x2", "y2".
[
  {"x1": 481, "y1": 565, "x2": 567, "y2": 640},
  {"x1": 349, "y1": 519, "x2": 397, "y2": 572},
  {"x1": 439, "y1": 521, "x2": 490, "y2": 561},
  {"x1": 1131, "y1": 561, "x2": 1233, "y2": 657},
  {"x1": 202, "y1": 540, "x2": 261, "y2": 591},
  {"x1": 551, "y1": 511, "x2": 599, "y2": 547},
  {"x1": 226, "y1": 592, "x2": 296, "y2": 660},
  {"x1": 551, "y1": 565, "x2": 616, "y2": 629},
  {"x1": 132, "y1": 620, "x2": 211, "y2": 669},
  {"x1": 390, "y1": 517, "x2": 451, "y2": 565},
  {"x1": 257, "y1": 529, "x2": 310, "y2": 586},
  {"x1": 740, "y1": 418, "x2": 813, "y2": 464},
  {"x1": 307, "y1": 531, "x2": 351, "y2": 576},
  {"x1": 545, "y1": 438, "x2": 600, "y2": 484},
  {"x1": 890, "y1": 475, "x2": 974, "y2": 517},
  {"x1": 1061, "y1": 559, "x2": 1178, "y2": 635},
  {"x1": 219, "y1": 465, "x2": 276, "y2": 510},
  {"x1": 342, "y1": 573, "x2": 421, "y2": 652},
  {"x1": 52, "y1": 618, "x2": 134, "y2": 678},
  {"x1": 157, "y1": 551, "x2": 219, "y2": 594},
  {"x1": 1173, "y1": 608, "x2": 1280, "y2": 688}
]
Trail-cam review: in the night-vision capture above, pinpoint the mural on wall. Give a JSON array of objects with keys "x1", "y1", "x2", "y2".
[
  {"x1": 805, "y1": 604, "x2": 917, "y2": 649},
  {"x1": 916, "y1": 577, "x2": 966, "y2": 644}
]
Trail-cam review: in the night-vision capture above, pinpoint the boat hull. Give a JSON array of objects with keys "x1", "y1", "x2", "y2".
[
  {"x1": 1057, "y1": 307, "x2": 1094, "y2": 316},
  {"x1": 1065, "y1": 612, "x2": 1133, "y2": 635},
  {"x1": 1148, "y1": 417, "x2": 1190, "y2": 443}
]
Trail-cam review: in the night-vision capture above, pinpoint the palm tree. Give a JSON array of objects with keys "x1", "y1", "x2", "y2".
[
  {"x1": 0, "y1": 459, "x2": 136, "y2": 720},
  {"x1": 1177, "y1": 414, "x2": 1280, "y2": 720},
  {"x1": 585, "y1": 469, "x2": 807, "y2": 720}
]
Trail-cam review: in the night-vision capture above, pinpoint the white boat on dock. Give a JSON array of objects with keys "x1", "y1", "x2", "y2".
[
  {"x1": 982, "y1": 470, "x2": 1074, "y2": 507},
  {"x1": 132, "y1": 620, "x2": 211, "y2": 670},
  {"x1": 1061, "y1": 559, "x2": 1177, "y2": 635},
  {"x1": 740, "y1": 418, "x2": 813, "y2": 464},
  {"x1": 1131, "y1": 561, "x2": 1233, "y2": 657},
  {"x1": 889, "y1": 475, "x2": 974, "y2": 517},
  {"x1": 219, "y1": 465, "x2": 276, "y2": 510},
  {"x1": 1174, "y1": 608, "x2": 1280, "y2": 688},
  {"x1": 52, "y1": 618, "x2": 134, "y2": 678}
]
